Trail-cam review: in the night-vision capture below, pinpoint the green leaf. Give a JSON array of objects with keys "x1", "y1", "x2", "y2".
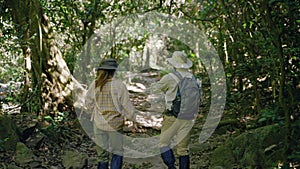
[
  {"x1": 44, "y1": 115, "x2": 53, "y2": 121},
  {"x1": 258, "y1": 117, "x2": 266, "y2": 123}
]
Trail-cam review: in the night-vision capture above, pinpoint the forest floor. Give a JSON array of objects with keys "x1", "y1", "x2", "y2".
[{"x1": 1, "y1": 110, "x2": 231, "y2": 169}]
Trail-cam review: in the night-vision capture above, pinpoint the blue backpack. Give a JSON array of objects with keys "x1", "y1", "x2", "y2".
[{"x1": 170, "y1": 71, "x2": 201, "y2": 120}]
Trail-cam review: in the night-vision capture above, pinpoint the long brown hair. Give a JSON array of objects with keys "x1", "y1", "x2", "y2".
[{"x1": 95, "y1": 69, "x2": 115, "y2": 91}]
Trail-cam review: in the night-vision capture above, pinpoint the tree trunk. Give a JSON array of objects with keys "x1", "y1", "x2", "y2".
[
  {"x1": 6, "y1": 0, "x2": 74, "y2": 119},
  {"x1": 261, "y1": 1, "x2": 290, "y2": 165}
]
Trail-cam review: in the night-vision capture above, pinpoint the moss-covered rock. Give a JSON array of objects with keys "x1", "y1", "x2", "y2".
[
  {"x1": 62, "y1": 150, "x2": 88, "y2": 169},
  {"x1": 15, "y1": 142, "x2": 37, "y2": 165},
  {"x1": 210, "y1": 124, "x2": 286, "y2": 169},
  {"x1": 0, "y1": 115, "x2": 20, "y2": 151}
]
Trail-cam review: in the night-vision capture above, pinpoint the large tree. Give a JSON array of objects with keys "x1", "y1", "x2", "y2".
[{"x1": 5, "y1": 0, "x2": 74, "y2": 118}]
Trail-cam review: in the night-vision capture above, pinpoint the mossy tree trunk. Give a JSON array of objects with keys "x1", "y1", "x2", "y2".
[{"x1": 6, "y1": 0, "x2": 73, "y2": 119}]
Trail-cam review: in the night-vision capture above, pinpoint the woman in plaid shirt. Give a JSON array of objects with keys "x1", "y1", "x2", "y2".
[{"x1": 85, "y1": 59, "x2": 136, "y2": 169}]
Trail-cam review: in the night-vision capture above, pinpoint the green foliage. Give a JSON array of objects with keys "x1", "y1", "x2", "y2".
[
  {"x1": 211, "y1": 125, "x2": 286, "y2": 168},
  {"x1": 41, "y1": 111, "x2": 73, "y2": 143},
  {"x1": 288, "y1": 119, "x2": 300, "y2": 165},
  {"x1": 258, "y1": 107, "x2": 283, "y2": 125},
  {"x1": 44, "y1": 111, "x2": 69, "y2": 126},
  {"x1": 0, "y1": 137, "x2": 9, "y2": 151},
  {"x1": 288, "y1": 152, "x2": 300, "y2": 164},
  {"x1": 0, "y1": 9, "x2": 24, "y2": 84},
  {"x1": 64, "y1": 51, "x2": 77, "y2": 74},
  {"x1": 159, "y1": 69, "x2": 170, "y2": 77}
]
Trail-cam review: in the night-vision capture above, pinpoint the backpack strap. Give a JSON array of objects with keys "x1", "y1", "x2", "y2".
[
  {"x1": 173, "y1": 71, "x2": 183, "y2": 80},
  {"x1": 169, "y1": 72, "x2": 180, "y2": 84},
  {"x1": 169, "y1": 71, "x2": 183, "y2": 84}
]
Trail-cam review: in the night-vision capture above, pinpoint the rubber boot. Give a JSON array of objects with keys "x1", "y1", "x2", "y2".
[
  {"x1": 110, "y1": 154, "x2": 123, "y2": 169},
  {"x1": 97, "y1": 162, "x2": 109, "y2": 169},
  {"x1": 179, "y1": 155, "x2": 190, "y2": 169},
  {"x1": 160, "y1": 146, "x2": 176, "y2": 169}
]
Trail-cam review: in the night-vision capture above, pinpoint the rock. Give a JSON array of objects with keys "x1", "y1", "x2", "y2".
[
  {"x1": 15, "y1": 142, "x2": 37, "y2": 166},
  {"x1": 209, "y1": 124, "x2": 285, "y2": 168},
  {"x1": 62, "y1": 150, "x2": 88, "y2": 169},
  {"x1": 0, "y1": 115, "x2": 20, "y2": 151}
]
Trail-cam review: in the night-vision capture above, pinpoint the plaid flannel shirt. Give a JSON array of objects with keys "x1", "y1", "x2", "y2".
[{"x1": 85, "y1": 79, "x2": 135, "y2": 131}]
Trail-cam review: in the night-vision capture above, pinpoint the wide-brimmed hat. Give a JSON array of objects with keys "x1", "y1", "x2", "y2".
[
  {"x1": 96, "y1": 59, "x2": 118, "y2": 70},
  {"x1": 167, "y1": 51, "x2": 192, "y2": 69}
]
